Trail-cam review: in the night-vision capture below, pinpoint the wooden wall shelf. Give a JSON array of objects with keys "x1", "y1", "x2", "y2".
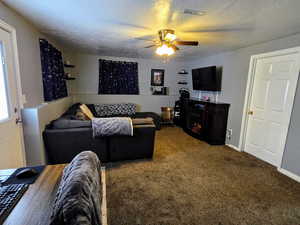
[
  {"x1": 64, "y1": 64, "x2": 75, "y2": 68},
  {"x1": 64, "y1": 77, "x2": 76, "y2": 80}
]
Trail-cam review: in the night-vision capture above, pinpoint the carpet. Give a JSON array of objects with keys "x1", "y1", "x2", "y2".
[{"x1": 106, "y1": 127, "x2": 300, "y2": 225}]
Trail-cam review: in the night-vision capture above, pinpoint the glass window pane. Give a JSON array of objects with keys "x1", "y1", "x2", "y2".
[{"x1": 0, "y1": 42, "x2": 9, "y2": 121}]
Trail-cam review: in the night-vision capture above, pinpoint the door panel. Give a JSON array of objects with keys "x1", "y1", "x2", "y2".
[
  {"x1": 253, "y1": 79, "x2": 269, "y2": 109},
  {"x1": 269, "y1": 79, "x2": 289, "y2": 111},
  {"x1": 247, "y1": 118, "x2": 265, "y2": 147},
  {"x1": 0, "y1": 27, "x2": 24, "y2": 169},
  {"x1": 265, "y1": 122, "x2": 282, "y2": 153},
  {"x1": 245, "y1": 52, "x2": 300, "y2": 166}
]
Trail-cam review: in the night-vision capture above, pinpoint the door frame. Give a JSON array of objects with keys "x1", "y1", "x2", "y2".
[
  {"x1": 239, "y1": 47, "x2": 300, "y2": 169},
  {"x1": 0, "y1": 19, "x2": 26, "y2": 166}
]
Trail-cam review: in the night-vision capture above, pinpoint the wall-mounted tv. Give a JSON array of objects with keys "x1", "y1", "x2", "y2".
[{"x1": 192, "y1": 66, "x2": 222, "y2": 91}]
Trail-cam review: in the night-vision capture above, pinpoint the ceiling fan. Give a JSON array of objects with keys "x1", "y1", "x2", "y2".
[{"x1": 142, "y1": 29, "x2": 199, "y2": 56}]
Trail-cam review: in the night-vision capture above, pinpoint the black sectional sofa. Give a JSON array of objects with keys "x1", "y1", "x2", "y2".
[{"x1": 43, "y1": 103, "x2": 160, "y2": 164}]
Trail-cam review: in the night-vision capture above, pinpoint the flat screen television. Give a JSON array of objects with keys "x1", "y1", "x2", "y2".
[{"x1": 192, "y1": 66, "x2": 222, "y2": 91}]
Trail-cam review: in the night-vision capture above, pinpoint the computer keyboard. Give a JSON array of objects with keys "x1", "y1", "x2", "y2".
[{"x1": 0, "y1": 184, "x2": 28, "y2": 224}]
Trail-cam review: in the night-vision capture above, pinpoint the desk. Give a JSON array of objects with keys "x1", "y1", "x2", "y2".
[{"x1": 1, "y1": 164, "x2": 66, "y2": 225}]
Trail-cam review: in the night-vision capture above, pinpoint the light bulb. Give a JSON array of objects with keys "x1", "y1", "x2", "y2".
[
  {"x1": 165, "y1": 33, "x2": 177, "y2": 42},
  {"x1": 167, "y1": 47, "x2": 175, "y2": 56},
  {"x1": 156, "y1": 44, "x2": 175, "y2": 56}
]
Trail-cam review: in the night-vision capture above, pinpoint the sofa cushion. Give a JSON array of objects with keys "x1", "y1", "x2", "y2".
[
  {"x1": 94, "y1": 103, "x2": 136, "y2": 117},
  {"x1": 75, "y1": 110, "x2": 90, "y2": 120},
  {"x1": 63, "y1": 103, "x2": 81, "y2": 116},
  {"x1": 52, "y1": 116, "x2": 91, "y2": 129},
  {"x1": 86, "y1": 104, "x2": 97, "y2": 116}
]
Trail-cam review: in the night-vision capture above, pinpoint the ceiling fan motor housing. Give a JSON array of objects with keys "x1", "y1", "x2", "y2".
[{"x1": 158, "y1": 29, "x2": 175, "y2": 42}]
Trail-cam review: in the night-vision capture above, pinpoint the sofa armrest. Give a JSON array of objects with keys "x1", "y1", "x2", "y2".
[
  {"x1": 133, "y1": 124, "x2": 156, "y2": 129},
  {"x1": 50, "y1": 151, "x2": 102, "y2": 225},
  {"x1": 132, "y1": 112, "x2": 161, "y2": 130},
  {"x1": 43, "y1": 128, "x2": 108, "y2": 164}
]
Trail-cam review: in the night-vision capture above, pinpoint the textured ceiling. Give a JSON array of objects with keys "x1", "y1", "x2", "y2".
[{"x1": 3, "y1": 0, "x2": 300, "y2": 59}]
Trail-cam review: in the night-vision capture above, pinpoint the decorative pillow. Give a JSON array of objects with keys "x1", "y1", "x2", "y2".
[
  {"x1": 79, "y1": 104, "x2": 94, "y2": 120},
  {"x1": 94, "y1": 103, "x2": 136, "y2": 117},
  {"x1": 52, "y1": 118, "x2": 91, "y2": 129},
  {"x1": 76, "y1": 110, "x2": 90, "y2": 121},
  {"x1": 62, "y1": 103, "x2": 82, "y2": 116}
]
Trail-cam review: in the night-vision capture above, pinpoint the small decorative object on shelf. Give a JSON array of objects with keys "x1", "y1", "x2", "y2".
[
  {"x1": 178, "y1": 69, "x2": 188, "y2": 74},
  {"x1": 64, "y1": 77, "x2": 76, "y2": 80},
  {"x1": 64, "y1": 60, "x2": 77, "y2": 80},
  {"x1": 150, "y1": 86, "x2": 168, "y2": 95},
  {"x1": 64, "y1": 60, "x2": 75, "y2": 68},
  {"x1": 64, "y1": 73, "x2": 76, "y2": 80},
  {"x1": 64, "y1": 64, "x2": 75, "y2": 68}
]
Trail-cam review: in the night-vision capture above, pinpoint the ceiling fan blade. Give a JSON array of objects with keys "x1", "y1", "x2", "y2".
[
  {"x1": 134, "y1": 34, "x2": 157, "y2": 41},
  {"x1": 113, "y1": 22, "x2": 151, "y2": 30},
  {"x1": 174, "y1": 41, "x2": 198, "y2": 46},
  {"x1": 182, "y1": 27, "x2": 253, "y2": 33},
  {"x1": 144, "y1": 44, "x2": 157, "y2": 48}
]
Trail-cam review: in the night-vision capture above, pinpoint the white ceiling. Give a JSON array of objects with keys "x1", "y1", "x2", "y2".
[{"x1": 3, "y1": 0, "x2": 300, "y2": 59}]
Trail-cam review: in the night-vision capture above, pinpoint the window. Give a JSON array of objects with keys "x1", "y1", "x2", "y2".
[{"x1": 0, "y1": 42, "x2": 9, "y2": 121}]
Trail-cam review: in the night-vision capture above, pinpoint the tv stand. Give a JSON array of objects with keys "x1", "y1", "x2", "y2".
[{"x1": 182, "y1": 98, "x2": 230, "y2": 145}]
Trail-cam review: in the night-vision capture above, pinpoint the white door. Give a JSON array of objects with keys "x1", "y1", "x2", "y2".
[
  {"x1": 244, "y1": 50, "x2": 300, "y2": 167},
  {"x1": 0, "y1": 27, "x2": 25, "y2": 169}
]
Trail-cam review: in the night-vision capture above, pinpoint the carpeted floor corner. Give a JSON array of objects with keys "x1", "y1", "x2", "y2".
[{"x1": 106, "y1": 127, "x2": 300, "y2": 225}]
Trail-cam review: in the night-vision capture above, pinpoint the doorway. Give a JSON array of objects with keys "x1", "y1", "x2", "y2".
[
  {"x1": 240, "y1": 47, "x2": 300, "y2": 167},
  {"x1": 0, "y1": 22, "x2": 25, "y2": 169}
]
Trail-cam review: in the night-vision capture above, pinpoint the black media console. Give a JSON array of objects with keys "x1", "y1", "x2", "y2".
[{"x1": 181, "y1": 98, "x2": 230, "y2": 145}]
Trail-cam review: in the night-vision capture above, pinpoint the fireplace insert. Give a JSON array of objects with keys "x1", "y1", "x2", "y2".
[{"x1": 182, "y1": 99, "x2": 230, "y2": 145}]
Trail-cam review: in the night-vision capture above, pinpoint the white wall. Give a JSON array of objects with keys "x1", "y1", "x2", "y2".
[
  {"x1": 22, "y1": 97, "x2": 73, "y2": 165},
  {"x1": 0, "y1": 2, "x2": 73, "y2": 107},
  {"x1": 184, "y1": 33, "x2": 300, "y2": 176},
  {"x1": 3, "y1": 0, "x2": 300, "y2": 175},
  {"x1": 0, "y1": 2, "x2": 43, "y2": 107},
  {"x1": 72, "y1": 54, "x2": 184, "y2": 114},
  {"x1": 0, "y1": 3, "x2": 75, "y2": 166}
]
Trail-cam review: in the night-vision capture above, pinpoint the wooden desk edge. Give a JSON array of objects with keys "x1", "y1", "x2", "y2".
[{"x1": 3, "y1": 164, "x2": 66, "y2": 225}]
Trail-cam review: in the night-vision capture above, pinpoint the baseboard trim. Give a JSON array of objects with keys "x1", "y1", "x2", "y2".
[
  {"x1": 226, "y1": 144, "x2": 241, "y2": 152},
  {"x1": 101, "y1": 167, "x2": 107, "y2": 225},
  {"x1": 278, "y1": 168, "x2": 300, "y2": 183}
]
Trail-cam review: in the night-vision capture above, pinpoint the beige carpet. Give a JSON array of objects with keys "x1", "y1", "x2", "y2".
[{"x1": 106, "y1": 127, "x2": 300, "y2": 225}]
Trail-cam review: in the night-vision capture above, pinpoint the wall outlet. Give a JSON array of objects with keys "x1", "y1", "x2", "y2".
[{"x1": 227, "y1": 128, "x2": 233, "y2": 140}]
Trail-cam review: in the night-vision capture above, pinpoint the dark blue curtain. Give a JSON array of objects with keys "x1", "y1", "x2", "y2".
[
  {"x1": 39, "y1": 39, "x2": 68, "y2": 101},
  {"x1": 98, "y1": 59, "x2": 139, "y2": 95}
]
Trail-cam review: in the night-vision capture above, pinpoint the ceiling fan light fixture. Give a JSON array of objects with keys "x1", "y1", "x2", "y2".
[
  {"x1": 165, "y1": 33, "x2": 177, "y2": 42},
  {"x1": 156, "y1": 44, "x2": 175, "y2": 56}
]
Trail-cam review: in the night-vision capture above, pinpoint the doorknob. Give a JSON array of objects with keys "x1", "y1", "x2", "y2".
[
  {"x1": 248, "y1": 111, "x2": 254, "y2": 115},
  {"x1": 15, "y1": 118, "x2": 22, "y2": 124}
]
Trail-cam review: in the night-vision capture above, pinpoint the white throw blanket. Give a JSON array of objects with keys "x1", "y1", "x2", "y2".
[{"x1": 92, "y1": 117, "x2": 133, "y2": 137}]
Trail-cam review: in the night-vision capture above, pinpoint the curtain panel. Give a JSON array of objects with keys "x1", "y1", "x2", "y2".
[
  {"x1": 39, "y1": 39, "x2": 68, "y2": 101},
  {"x1": 98, "y1": 59, "x2": 139, "y2": 95}
]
